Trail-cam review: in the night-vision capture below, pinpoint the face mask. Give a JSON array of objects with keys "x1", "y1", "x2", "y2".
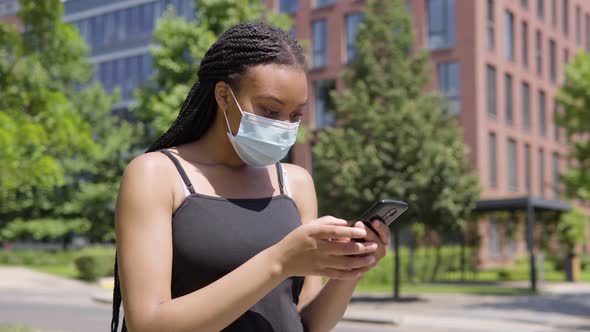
[{"x1": 223, "y1": 87, "x2": 300, "y2": 167}]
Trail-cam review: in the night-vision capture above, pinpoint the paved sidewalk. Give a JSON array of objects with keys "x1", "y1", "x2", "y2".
[{"x1": 1, "y1": 266, "x2": 589, "y2": 332}]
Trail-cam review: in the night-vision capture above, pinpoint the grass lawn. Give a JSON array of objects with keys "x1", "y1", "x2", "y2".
[
  {"x1": 355, "y1": 282, "x2": 536, "y2": 295},
  {"x1": 0, "y1": 323, "x2": 40, "y2": 332}
]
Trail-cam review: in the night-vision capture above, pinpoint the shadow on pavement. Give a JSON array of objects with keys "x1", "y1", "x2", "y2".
[{"x1": 471, "y1": 292, "x2": 590, "y2": 318}]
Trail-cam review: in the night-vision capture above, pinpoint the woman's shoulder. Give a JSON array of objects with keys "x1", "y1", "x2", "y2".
[
  {"x1": 281, "y1": 163, "x2": 313, "y2": 187},
  {"x1": 121, "y1": 151, "x2": 178, "y2": 191}
]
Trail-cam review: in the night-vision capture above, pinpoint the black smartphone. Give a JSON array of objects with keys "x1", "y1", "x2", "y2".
[{"x1": 349, "y1": 199, "x2": 408, "y2": 237}]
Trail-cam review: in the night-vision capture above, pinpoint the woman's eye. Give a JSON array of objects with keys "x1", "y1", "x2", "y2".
[
  {"x1": 291, "y1": 113, "x2": 303, "y2": 120},
  {"x1": 263, "y1": 108, "x2": 280, "y2": 117}
]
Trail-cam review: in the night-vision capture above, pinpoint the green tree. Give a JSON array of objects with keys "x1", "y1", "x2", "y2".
[
  {"x1": 312, "y1": 0, "x2": 480, "y2": 298},
  {"x1": 135, "y1": 0, "x2": 291, "y2": 146},
  {"x1": 556, "y1": 52, "x2": 590, "y2": 203},
  {"x1": 0, "y1": 0, "x2": 137, "y2": 243}
]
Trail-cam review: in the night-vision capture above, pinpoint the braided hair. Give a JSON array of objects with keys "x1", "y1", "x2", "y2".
[{"x1": 111, "y1": 21, "x2": 305, "y2": 332}]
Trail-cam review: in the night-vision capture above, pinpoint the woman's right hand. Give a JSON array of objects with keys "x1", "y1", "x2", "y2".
[{"x1": 271, "y1": 216, "x2": 379, "y2": 280}]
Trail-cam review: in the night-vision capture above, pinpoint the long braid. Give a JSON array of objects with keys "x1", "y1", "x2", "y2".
[{"x1": 111, "y1": 21, "x2": 305, "y2": 332}]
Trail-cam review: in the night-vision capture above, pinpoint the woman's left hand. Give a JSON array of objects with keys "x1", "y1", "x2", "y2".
[{"x1": 350, "y1": 220, "x2": 390, "y2": 275}]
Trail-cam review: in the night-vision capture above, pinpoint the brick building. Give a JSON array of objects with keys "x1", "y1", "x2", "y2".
[{"x1": 263, "y1": 0, "x2": 590, "y2": 266}]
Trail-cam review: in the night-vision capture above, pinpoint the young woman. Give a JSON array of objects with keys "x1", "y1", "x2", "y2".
[{"x1": 110, "y1": 21, "x2": 390, "y2": 332}]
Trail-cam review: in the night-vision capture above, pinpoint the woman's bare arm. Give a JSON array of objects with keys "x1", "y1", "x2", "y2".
[{"x1": 116, "y1": 153, "x2": 287, "y2": 332}]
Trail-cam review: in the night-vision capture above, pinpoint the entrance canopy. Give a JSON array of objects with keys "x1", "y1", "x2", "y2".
[{"x1": 473, "y1": 196, "x2": 571, "y2": 291}]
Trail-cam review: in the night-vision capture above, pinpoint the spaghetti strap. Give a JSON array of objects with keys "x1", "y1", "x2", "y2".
[
  {"x1": 275, "y1": 162, "x2": 285, "y2": 195},
  {"x1": 160, "y1": 149, "x2": 196, "y2": 195}
]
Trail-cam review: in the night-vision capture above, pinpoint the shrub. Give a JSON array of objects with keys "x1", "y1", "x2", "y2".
[
  {"x1": 74, "y1": 253, "x2": 114, "y2": 282},
  {"x1": 496, "y1": 269, "x2": 512, "y2": 281}
]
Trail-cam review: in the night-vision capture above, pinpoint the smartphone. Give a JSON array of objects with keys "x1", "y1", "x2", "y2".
[{"x1": 349, "y1": 199, "x2": 408, "y2": 237}]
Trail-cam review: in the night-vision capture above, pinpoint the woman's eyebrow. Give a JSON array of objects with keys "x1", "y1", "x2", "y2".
[{"x1": 256, "y1": 94, "x2": 308, "y2": 108}]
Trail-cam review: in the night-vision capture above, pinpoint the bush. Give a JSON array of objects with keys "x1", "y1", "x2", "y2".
[
  {"x1": 496, "y1": 269, "x2": 512, "y2": 281},
  {"x1": 74, "y1": 253, "x2": 114, "y2": 282}
]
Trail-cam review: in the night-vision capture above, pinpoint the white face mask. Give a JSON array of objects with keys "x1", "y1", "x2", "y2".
[{"x1": 223, "y1": 87, "x2": 300, "y2": 167}]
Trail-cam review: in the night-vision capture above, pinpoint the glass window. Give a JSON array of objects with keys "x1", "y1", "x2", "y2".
[
  {"x1": 522, "y1": 82, "x2": 530, "y2": 130},
  {"x1": 586, "y1": 14, "x2": 590, "y2": 51},
  {"x1": 549, "y1": 39, "x2": 556, "y2": 83},
  {"x1": 552, "y1": 0, "x2": 557, "y2": 27},
  {"x1": 314, "y1": 80, "x2": 336, "y2": 129},
  {"x1": 104, "y1": 13, "x2": 115, "y2": 46},
  {"x1": 539, "y1": 90, "x2": 546, "y2": 136},
  {"x1": 316, "y1": 0, "x2": 337, "y2": 7},
  {"x1": 539, "y1": 148, "x2": 545, "y2": 197},
  {"x1": 537, "y1": 0, "x2": 543, "y2": 19},
  {"x1": 130, "y1": 6, "x2": 141, "y2": 36},
  {"x1": 487, "y1": 0, "x2": 494, "y2": 50},
  {"x1": 522, "y1": 21, "x2": 528, "y2": 68},
  {"x1": 122, "y1": 9, "x2": 131, "y2": 41},
  {"x1": 553, "y1": 101, "x2": 560, "y2": 141},
  {"x1": 505, "y1": 10, "x2": 514, "y2": 60},
  {"x1": 552, "y1": 152, "x2": 560, "y2": 198},
  {"x1": 427, "y1": 0, "x2": 456, "y2": 50},
  {"x1": 536, "y1": 30, "x2": 542, "y2": 76},
  {"x1": 488, "y1": 218, "x2": 501, "y2": 258},
  {"x1": 144, "y1": 3, "x2": 155, "y2": 35},
  {"x1": 521, "y1": 0, "x2": 528, "y2": 8},
  {"x1": 525, "y1": 143, "x2": 531, "y2": 193},
  {"x1": 438, "y1": 61, "x2": 461, "y2": 115},
  {"x1": 115, "y1": 58, "x2": 125, "y2": 94},
  {"x1": 563, "y1": 0, "x2": 569, "y2": 36},
  {"x1": 489, "y1": 132, "x2": 497, "y2": 187},
  {"x1": 564, "y1": 48, "x2": 569, "y2": 64},
  {"x1": 346, "y1": 13, "x2": 364, "y2": 62},
  {"x1": 576, "y1": 6, "x2": 581, "y2": 45},
  {"x1": 140, "y1": 53, "x2": 152, "y2": 82},
  {"x1": 505, "y1": 73, "x2": 513, "y2": 124},
  {"x1": 311, "y1": 19, "x2": 327, "y2": 68},
  {"x1": 279, "y1": 0, "x2": 298, "y2": 13},
  {"x1": 487, "y1": 65, "x2": 497, "y2": 117},
  {"x1": 508, "y1": 139, "x2": 517, "y2": 192}
]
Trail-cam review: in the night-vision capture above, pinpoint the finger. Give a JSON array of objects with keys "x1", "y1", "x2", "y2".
[
  {"x1": 321, "y1": 269, "x2": 362, "y2": 280},
  {"x1": 358, "y1": 221, "x2": 382, "y2": 244},
  {"x1": 321, "y1": 254, "x2": 376, "y2": 270},
  {"x1": 371, "y1": 220, "x2": 391, "y2": 245},
  {"x1": 317, "y1": 239, "x2": 378, "y2": 255},
  {"x1": 312, "y1": 224, "x2": 366, "y2": 240},
  {"x1": 316, "y1": 216, "x2": 348, "y2": 227}
]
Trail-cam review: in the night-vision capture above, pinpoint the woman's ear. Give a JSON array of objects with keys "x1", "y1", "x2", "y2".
[{"x1": 214, "y1": 81, "x2": 231, "y2": 111}]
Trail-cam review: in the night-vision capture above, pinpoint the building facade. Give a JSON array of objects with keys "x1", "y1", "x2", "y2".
[
  {"x1": 63, "y1": 0, "x2": 194, "y2": 109},
  {"x1": 263, "y1": 0, "x2": 590, "y2": 265}
]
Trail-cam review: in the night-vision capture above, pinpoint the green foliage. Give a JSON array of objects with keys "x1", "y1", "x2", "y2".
[
  {"x1": 556, "y1": 51, "x2": 590, "y2": 202},
  {"x1": 0, "y1": 0, "x2": 139, "y2": 242},
  {"x1": 74, "y1": 253, "x2": 115, "y2": 281},
  {"x1": 0, "y1": 218, "x2": 90, "y2": 241},
  {"x1": 312, "y1": 0, "x2": 480, "y2": 236},
  {"x1": 557, "y1": 208, "x2": 589, "y2": 254},
  {"x1": 135, "y1": 0, "x2": 292, "y2": 145}
]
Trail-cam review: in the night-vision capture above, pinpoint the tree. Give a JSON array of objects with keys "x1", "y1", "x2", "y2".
[
  {"x1": 0, "y1": 0, "x2": 138, "y2": 243},
  {"x1": 556, "y1": 51, "x2": 590, "y2": 204},
  {"x1": 312, "y1": 0, "x2": 480, "y2": 299},
  {"x1": 134, "y1": 0, "x2": 291, "y2": 146}
]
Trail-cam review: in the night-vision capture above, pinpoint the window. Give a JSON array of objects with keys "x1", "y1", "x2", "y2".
[
  {"x1": 487, "y1": 0, "x2": 495, "y2": 50},
  {"x1": 487, "y1": 65, "x2": 497, "y2": 117},
  {"x1": 316, "y1": 0, "x2": 336, "y2": 7},
  {"x1": 553, "y1": 102, "x2": 560, "y2": 141},
  {"x1": 522, "y1": 82, "x2": 531, "y2": 130},
  {"x1": 489, "y1": 132, "x2": 497, "y2": 187},
  {"x1": 488, "y1": 218, "x2": 501, "y2": 258},
  {"x1": 539, "y1": 90, "x2": 546, "y2": 136},
  {"x1": 586, "y1": 14, "x2": 590, "y2": 51},
  {"x1": 525, "y1": 144, "x2": 531, "y2": 193},
  {"x1": 521, "y1": 0, "x2": 528, "y2": 8},
  {"x1": 537, "y1": 0, "x2": 544, "y2": 19},
  {"x1": 563, "y1": 0, "x2": 569, "y2": 36},
  {"x1": 549, "y1": 39, "x2": 556, "y2": 83},
  {"x1": 576, "y1": 6, "x2": 581, "y2": 45},
  {"x1": 116, "y1": 10, "x2": 126, "y2": 42},
  {"x1": 314, "y1": 80, "x2": 335, "y2": 128},
  {"x1": 505, "y1": 11, "x2": 514, "y2": 60},
  {"x1": 552, "y1": 152, "x2": 560, "y2": 198},
  {"x1": 505, "y1": 74, "x2": 513, "y2": 124},
  {"x1": 522, "y1": 21, "x2": 528, "y2": 68},
  {"x1": 508, "y1": 139, "x2": 518, "y2": 192},
  {"x1": 104, "y1": 13, "x2": 115, "y2": 46},
  {"x1": 551, "y1": 0, "x2": 557, "y2": 28},
  {"x1": 535, "y1": 30, "x2": 542, "y2": 76},
  {"x1": 427, "y1": 0, "x2": 456, "y2": 49},
  {"x1": 345, "y1": 13, "x2": 364, "y2": 62},
  {"x1": 438, "y1": 61, "x2": 461, "y2": 114},
  {"x1": 144, "y1": 3, "x2": 155, "y2": 35},
  {"x1": 539, "y1": 148, "x2": 545, "y2": 197},
  {"x1": 279, "y1": 0, "x2": 297, "y2": 13},
  {"x1": 311, "y1": 19, "x2": 327, "y2": 68},
  {"x1": 564, "y1": 48, "x2": 570, "y2": 64}
]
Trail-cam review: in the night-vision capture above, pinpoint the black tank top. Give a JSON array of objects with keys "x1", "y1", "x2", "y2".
[{"x1": 123, "y1": 149, "x2": 306, "y2": 331}]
